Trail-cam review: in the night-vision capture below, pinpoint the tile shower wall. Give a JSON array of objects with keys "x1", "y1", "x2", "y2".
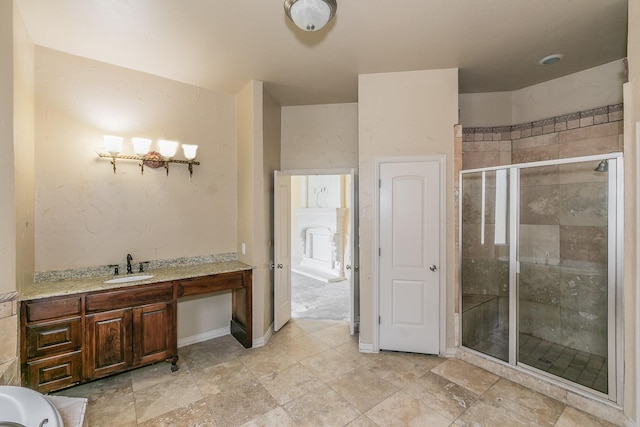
[
  {"x1": 462, "y1": 104, "x2": 623, "y2": 169},
  {"x1": 0, "y1": 292, "x2": 19, "y2": 385},
  {"x1": 461, "y1": 103, "x2": 622, "y2": 356},
  {"x1": 461, "y1": 171, "x2": 510, "y2": 341}
]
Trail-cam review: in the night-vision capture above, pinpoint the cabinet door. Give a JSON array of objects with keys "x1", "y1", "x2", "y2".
[
  {"x1": 132, "y1": 301, "x2": 174, "y2": 366},
  {"x1": 26, "y1": 351, "x2": 82, "y2": 393},
  {"x1": 86, "y1": 309, "x2": 132, "y2": 380},
  {"x1": 26, "y1": 317, "x2": 82, "y2": 359}
]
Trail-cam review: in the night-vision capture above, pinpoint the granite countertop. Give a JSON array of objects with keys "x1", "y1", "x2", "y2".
[{"x1": 21, "y1": 260, "x2": 253, "y2": 301}]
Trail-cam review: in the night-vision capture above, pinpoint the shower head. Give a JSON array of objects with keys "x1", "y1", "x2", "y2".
[{"x1": 594, "y1": 159, "x2": 608, "y2": 173}]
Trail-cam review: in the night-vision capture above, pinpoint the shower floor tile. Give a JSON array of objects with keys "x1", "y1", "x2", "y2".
[{"x1": 471, "y1": 329, "x2": 608, "y2": 394}]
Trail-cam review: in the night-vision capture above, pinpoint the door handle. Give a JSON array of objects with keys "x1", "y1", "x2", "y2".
[
  {"x1": 429, "y1": 265, "x2": 438, "y2": 272},
  {"x1": 277, "y1": 264, "x2": 283, "y2": 269}
]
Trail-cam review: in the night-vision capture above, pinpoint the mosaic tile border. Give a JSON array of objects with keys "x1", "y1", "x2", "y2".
[
  {"x1": 35, "y1": 252, "x2": 238, "y2": 283},
  {"x1": 462, "y1": 103, "x2": 623, "y2": 142},
  {"x1": 0, "y1": 291, "x2": 18, "y2": 303}
]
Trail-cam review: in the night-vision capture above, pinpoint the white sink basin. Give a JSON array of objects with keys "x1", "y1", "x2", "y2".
[
  {"x1": 104, "y1": 274, "x2": 154, "y2": 284},
  {"x1": 0, "y1": 386, "x2": 63, "y2": 427}
]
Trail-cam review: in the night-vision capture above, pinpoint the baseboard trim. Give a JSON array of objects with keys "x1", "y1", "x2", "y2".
[
  {"x1": 359, "y1": 342, "x2": 375, "y2": 353},
  {"x1": 253, "y1": 324, "x2": 274, "y2": 348},
  {"x1": 444, "y1": 347, "x2": 457, "y2": 357},
  {"x1": 177, "y1": 326, "x2": 230, "y2": 348}
]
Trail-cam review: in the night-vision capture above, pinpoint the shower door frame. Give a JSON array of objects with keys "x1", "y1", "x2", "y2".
[{"x1": 459, "y1": 152, "x2": 624, "y2": 404}]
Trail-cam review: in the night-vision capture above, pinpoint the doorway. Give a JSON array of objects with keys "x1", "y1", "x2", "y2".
[
  {"x1": 274, "y1": 169, "x2": 359, "y2": 333},
  {"x1": 290, "y1": 272, "x2": 350, "y2": 320},
  {"x1": 375, "y1": 156, "x2": 446, "y2": 355}
]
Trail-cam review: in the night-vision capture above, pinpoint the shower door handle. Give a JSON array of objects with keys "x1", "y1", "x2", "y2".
[{"x1": 429, "y1": 265, "x2": 438, "y2": 272}]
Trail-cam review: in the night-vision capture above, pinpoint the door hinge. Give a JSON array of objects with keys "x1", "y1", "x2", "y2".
[
  {"x1": 378, "y1": 316, "x2": 381, "y2": 325},
  {"x1": 379, "y1": 248, "x2": 381, "y2": 256},
  {"x1": 379, "y1": 179, "x2": 382, "y2": 188}
]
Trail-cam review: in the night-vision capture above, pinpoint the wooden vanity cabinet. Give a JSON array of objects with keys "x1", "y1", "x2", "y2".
[
  {"x1": 85, "y1": 308, "x2": 132, "y2": 380},
  {"x1": 85, "y1": 283, "x2": 176, "y2": 380},
  {"x1": 21, "y1": 295, "x2": 83, "y2": 393},
  {"x1": 21, "y1": 267, "x2": 251, "y2": 393},
  {"x1": 21, "y1": 282, "x2": 177, "y2": 390}
]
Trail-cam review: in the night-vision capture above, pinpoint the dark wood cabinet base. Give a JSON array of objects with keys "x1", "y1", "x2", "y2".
[{"x1": 21, "y1": 268, "x2": 252, "y2": 392}]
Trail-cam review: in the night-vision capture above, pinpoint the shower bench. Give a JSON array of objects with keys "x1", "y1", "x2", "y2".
[{"x1": 462, "y1": 294, "x2": 500, "y2": 346}]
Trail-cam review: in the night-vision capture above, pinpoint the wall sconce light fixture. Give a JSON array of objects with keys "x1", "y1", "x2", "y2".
[{"x1": 98, "y1": 136, "x2": 200, "y2": 178}]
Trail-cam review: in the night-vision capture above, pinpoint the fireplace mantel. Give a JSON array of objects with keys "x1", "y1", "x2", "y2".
[{"x1": 293, "y1": 208, "x2": 347, "y2": 282}]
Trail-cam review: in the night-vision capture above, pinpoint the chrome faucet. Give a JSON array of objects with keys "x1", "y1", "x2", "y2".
[{"x1": 126, "y1": 253, "x2": 133, "y2": 274}]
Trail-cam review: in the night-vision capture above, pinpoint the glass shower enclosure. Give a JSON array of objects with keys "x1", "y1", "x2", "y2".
[{"x1": 460, "y1": 154, "x2": 623, "y2": 402}]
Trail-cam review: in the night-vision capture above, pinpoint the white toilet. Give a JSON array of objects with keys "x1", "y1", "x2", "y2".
[{"x1": 0, "y1": 386, "x2": 63, "y2": 427}]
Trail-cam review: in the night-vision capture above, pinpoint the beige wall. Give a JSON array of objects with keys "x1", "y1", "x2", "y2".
[
  {"x1": 236, "y1": 81, "x2": 257, "y2": 277},
  {"x1": 176, "y1": 293, "x2": 231, "y2": 344},
  {"x1": 512, "y1": 60, "x2": 625, "y2": 124},
  {"x1": 13, "y1": 3, "x2": 35, "y2": 294},
  {"x1": 358, "y1": 69, "x2": 459, "y2": 348},
  {"x1": 281, "y1": 103, "x2": 358, "y2": 170},
  {"x1": 34, "y1": 48, "x2": 237, "y2": 270},
  {"x1": 0, "y1": 1, "x2": 16, "y2": 295},
  {"x1": 262, "y1": 87, "x2": 281, "y2": 332},
  {"x1": 237, "y1": 80, "x2": 273, "y2": 340},
  {"x1": 0, "y1": 1, "x2": 34, "y2": 386},
  {"x1": 459, "y1": 92, "x2": 512, "y2": 128},
  {"x1": 460, "y1": 60, "x2": 625, "y2": 128},
  {"x1": 34, "y1": 48, "x2": 237, "y2": 340},
  {"x1": 625, "y1": 0, "x2": 639, "y2": 422},
  {"x1": 236, "y1": 80, "x2": 259, "y2": 337}
]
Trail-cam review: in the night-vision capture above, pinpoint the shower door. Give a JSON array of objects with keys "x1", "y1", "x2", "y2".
[
  {"x1": 460, "y1": 154, "x2": 622, "y2": 402},
  {"x1": 460, "y1": 169, "x2": 510, "y2": 362},
  {"x1": 516, "y1": 157, "x2": 621, "y2": 399}
]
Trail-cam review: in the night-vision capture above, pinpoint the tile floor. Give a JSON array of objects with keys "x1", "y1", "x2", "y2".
[
  {"x1": 53, "y1": 318, "x2": 617, "y2": 426},
  {"x1": 291, "y1": 271, "x2": 349, "y2": 321},
  {"x1": 471, "y1": 328, "x2": 608, "y2": 394}
]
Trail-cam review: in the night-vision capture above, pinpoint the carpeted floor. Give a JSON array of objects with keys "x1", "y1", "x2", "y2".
[{"x1": 291, "y1": 271, "x2": 350, "y2": 320}]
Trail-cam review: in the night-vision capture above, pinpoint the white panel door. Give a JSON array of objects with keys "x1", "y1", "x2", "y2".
[
  {"x1": 379, "y1": 160, "x2": 441, "y2": 354},
  {"x1": 274, "y1": 171, "x2": 292, "y2": 331}
]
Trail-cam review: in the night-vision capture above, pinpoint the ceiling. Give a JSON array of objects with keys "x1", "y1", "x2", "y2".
[{"x1": 16, "y1": 0, "x2": 628, "y2": 106}]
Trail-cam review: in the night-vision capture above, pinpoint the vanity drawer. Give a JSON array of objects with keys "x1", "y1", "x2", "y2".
[
  {"x1": 86, "y1": 282, "x2": 173, "y2": 312},
  {"x1": 27, "y1": 351, "x2": 82, "y2": 393},
  {"x1": 177, "y1": 271, "x2": 245, "y2": 298},
  {"x1": 26, "y1": 296, "x2": 82, "y2": 322},
  {"x1": 26, "y1": 317, "x2": 82, "y2": 359}
]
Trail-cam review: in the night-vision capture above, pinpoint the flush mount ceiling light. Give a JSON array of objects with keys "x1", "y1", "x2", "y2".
[
  {"x1": 284, "y1": 0, "x2": 337, "y2": 32},
  {"x1": 538, "y1": 54, "x2": 564, "y2": 65}
]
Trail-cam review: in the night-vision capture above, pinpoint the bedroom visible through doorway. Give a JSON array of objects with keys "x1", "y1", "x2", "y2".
[{"x1": 291, "y1": 174, "x2": 353, "y2": 322}]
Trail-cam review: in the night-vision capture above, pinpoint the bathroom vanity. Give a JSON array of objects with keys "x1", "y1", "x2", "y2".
[{"x1": 19, "y1": 261, "x2": 252, "y2": 393}]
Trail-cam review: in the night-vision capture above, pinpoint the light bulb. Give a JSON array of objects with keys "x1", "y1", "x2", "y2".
[
  {"x1": 132, "y1": 138, "x2": 152, "y2": 156},
  {"x1": 182, "y1": 144, "x2": 198, "y2": 160},
  {"x1": 158, "y1": 140, "x2": 179, "y2": 158},
  {"x1": 103, "y1": 135, "x2": 123, "y2": 155}
]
